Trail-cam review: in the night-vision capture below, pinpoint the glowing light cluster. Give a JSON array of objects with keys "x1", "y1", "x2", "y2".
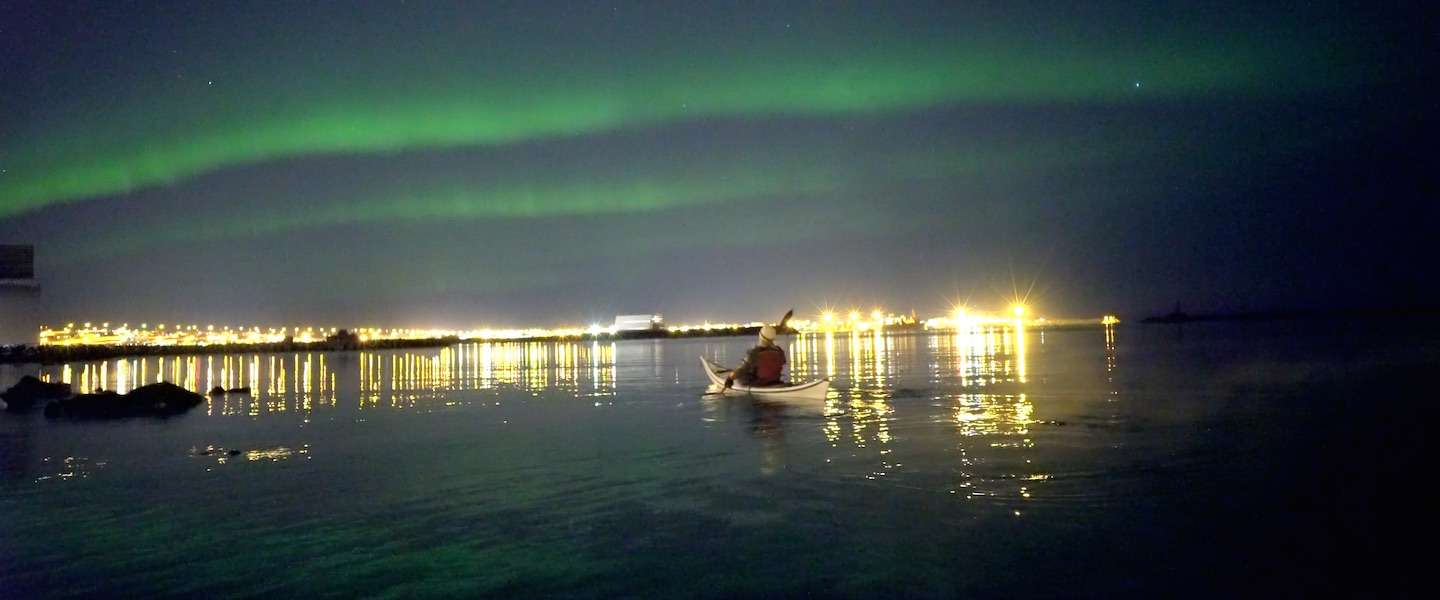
[
  {"x1": 795, "y1": 310, "x2": 916, "y2": 333},
  {"x1": 666, "y1": 321, "x2": 766, "y2": 334},
  {"x1": 38, "y1": 318, "x2": 777, "y2": 347},
  {"x1": 916, "y1": 304, "x2": 1066, "y2": 330},
  {"x1": 35, "y1": 322, "x2": 601, "y2": 347},
  {"x1": 801, "y1": 305, "x2": 1028, "y2": 331},
  {"x1": 36, "y1": 305, "x2": 1117, "y2": 349},
  {"x1": 37, "y1": 323, "x2": 345, "y2": 347}
]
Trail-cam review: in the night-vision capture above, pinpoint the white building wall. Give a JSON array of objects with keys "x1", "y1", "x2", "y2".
[{"x1": 613, "y1": 314, "x2": 663, "y2": 331}]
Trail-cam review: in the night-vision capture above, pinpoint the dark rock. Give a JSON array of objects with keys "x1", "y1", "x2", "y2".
[
  {"x1": 45, "y1": 382, "x2": 204, "y2": 419},
  {"x1": 2, "y1": 375, "x2": 72, "y2": 412},
  {"x1": 326, "y1": 329, "x2": 362, "y2": 351},
  {"x1": 227, "y1": 387, "x2": 251, "y2": 395},
  {"x1": 208, "y1": 386, "x2": 226, "y2": 396}
]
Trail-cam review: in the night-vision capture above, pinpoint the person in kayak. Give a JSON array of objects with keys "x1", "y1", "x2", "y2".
[{"x1": 725, "y1": 310, "x2": 792, "y2": 389}]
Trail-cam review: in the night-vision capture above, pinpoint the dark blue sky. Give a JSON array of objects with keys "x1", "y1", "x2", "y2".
[{"x1": 0, "y1": 1, "x2": 1433, "y2": 326}]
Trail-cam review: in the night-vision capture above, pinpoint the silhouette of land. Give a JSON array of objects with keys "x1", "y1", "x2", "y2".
[{"x1": 1141, "y1": 305, "x2": 1440, "y2": 324}]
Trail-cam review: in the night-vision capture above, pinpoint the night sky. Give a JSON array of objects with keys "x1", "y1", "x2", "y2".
[{"x1": 0, "y1": 1, "x2": 1433, "y2": 326}]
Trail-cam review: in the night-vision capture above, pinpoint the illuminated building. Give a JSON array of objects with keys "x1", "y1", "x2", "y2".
[{"x1": 613, "y1": 314, "x2": 664, "y2": 331}]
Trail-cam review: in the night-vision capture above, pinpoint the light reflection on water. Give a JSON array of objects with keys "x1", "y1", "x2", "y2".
[
  {"x1": 17, "y1": 328, "x2": 1061, "y2": 498},
  {"x1": 28, "y1": 341, "x2": 623, "y2": 416},
  {"x1": 2, "y1": 321, "x2": 1421, "y2": 596},
  {"x1": 3, "y1": 327, "x2": 1115, "y2": 588},
  {"x1": 25, "y1": 326, "x2": 1041, "y2": 419},
  {"x1": 19, "y1": 329, "x2": 1056, "y2": 464}
]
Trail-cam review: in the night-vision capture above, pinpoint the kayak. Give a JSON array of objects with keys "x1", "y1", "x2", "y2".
[{"x1": 700, "y1": 356, "x2": 830, "y2": 400}]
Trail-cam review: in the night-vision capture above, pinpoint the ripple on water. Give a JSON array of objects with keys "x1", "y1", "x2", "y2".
[
  {"x1": 4, "y1": 328, "x2": 1399, "y2": 596},
  {"x1": 34, "y1": 455, "x2": 108, "y2": 483}
]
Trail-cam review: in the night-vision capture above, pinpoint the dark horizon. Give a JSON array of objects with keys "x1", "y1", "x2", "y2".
[{"x1": 2, "y1": 1, "x2": 1435, "y2": 327}]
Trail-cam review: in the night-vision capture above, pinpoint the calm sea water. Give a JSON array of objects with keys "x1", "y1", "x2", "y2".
[{"x1": 0, "y1": 322, "x2": 1429, "y2": 597}]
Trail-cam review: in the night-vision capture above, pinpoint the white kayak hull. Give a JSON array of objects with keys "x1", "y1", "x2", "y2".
[{"x1": 700, "y1": 357, "x2": 830, "y2": 400}]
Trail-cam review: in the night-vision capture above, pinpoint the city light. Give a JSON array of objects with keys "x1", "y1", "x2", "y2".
[{"x1": 34, "y1": 302, "x2": 1115, "y2": 350}]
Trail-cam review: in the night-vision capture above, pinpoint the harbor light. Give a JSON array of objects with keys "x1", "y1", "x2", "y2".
[{"x1": 33, "y1": 301, "x2": 1112, "y2": 349}]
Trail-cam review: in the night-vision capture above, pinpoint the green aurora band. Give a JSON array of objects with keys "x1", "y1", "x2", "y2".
[
  {"x1": 62, "y1": 135, "x2": 1144, "y2": 261},
  {"x1": 0, "y1": 28, "x2": 1363, "y2": 219}
]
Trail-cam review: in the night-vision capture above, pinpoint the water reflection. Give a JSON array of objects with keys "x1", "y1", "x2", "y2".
[
  {"x1": 29, "y1": 327, "x2": 1068, "y2": 465},
  {"x1": 33, "y1": 455, "x2": 107, "y2": 483},
  {"x1": 701, "y1": 396, "x2": 790, "y2": 475},
  {"x1": 951, "y1": 393, "x2": 1034, "y2": 438},
  {"x1": 796, "y1": 325, "x2": 1063, "y2": 509},
  {"x1": 699, "y1": 323, "x2": 1063, "y2": 511},
  {"x1": 930, "y1": 324, "x2": 1029, "y2": 388},
  {"x1": 16, "y1": 326, "x2": 1122, "y2": 517},
  {"x1": 1104, "y1": 322, "x2": 1118, "y2": 380},
  {"x1": 730, "y1": 326, "x2": 1057, "y2": 504},
  {"x1": 28, "y1": 328, "x2": 1049, "y2": 438},
  {"x1": 32, "y1": 341, "x2": 619, "y2": 417}
]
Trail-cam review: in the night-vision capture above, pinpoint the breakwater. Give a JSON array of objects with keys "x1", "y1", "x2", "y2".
[
  {"x1": 0, "y1": 326, "x2": 775, "y2": 365},
  {"x1": 0, "y1": 320, "x2": 1126, "y2": 365}
]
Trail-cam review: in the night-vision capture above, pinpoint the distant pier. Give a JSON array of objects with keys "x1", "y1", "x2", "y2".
[{"x1": 1, "y1": 315, "x2": 1121, "y2": 365}]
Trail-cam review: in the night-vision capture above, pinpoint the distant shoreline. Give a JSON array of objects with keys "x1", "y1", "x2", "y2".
[
  {"x1": 0, "y1": 326, "x2": 770, "y2": 365},
  {"x1": 0, "y1": 321, "x2": 1118, "y2": 365},
  {"x1": 1140, "y1": 306, "x2": 1440, "y2": 324}
]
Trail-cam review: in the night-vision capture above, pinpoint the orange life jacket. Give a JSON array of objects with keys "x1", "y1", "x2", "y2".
[{"x1": 753, "y1": 347, "x2": 786, "y2": 385}]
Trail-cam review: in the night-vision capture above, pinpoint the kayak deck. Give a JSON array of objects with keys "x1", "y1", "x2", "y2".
[{"x1": 700, "y1": 357, "x2": 830, "y2": 400}]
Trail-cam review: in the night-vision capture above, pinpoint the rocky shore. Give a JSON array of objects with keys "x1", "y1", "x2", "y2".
[{"x1": 3, "y1": 376, "x2": 205, "y2": 419}]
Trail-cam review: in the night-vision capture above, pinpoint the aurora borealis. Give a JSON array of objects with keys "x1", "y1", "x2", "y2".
[{"x1": 0, "y1": 1, "x2": 1433, "y2": 325}]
